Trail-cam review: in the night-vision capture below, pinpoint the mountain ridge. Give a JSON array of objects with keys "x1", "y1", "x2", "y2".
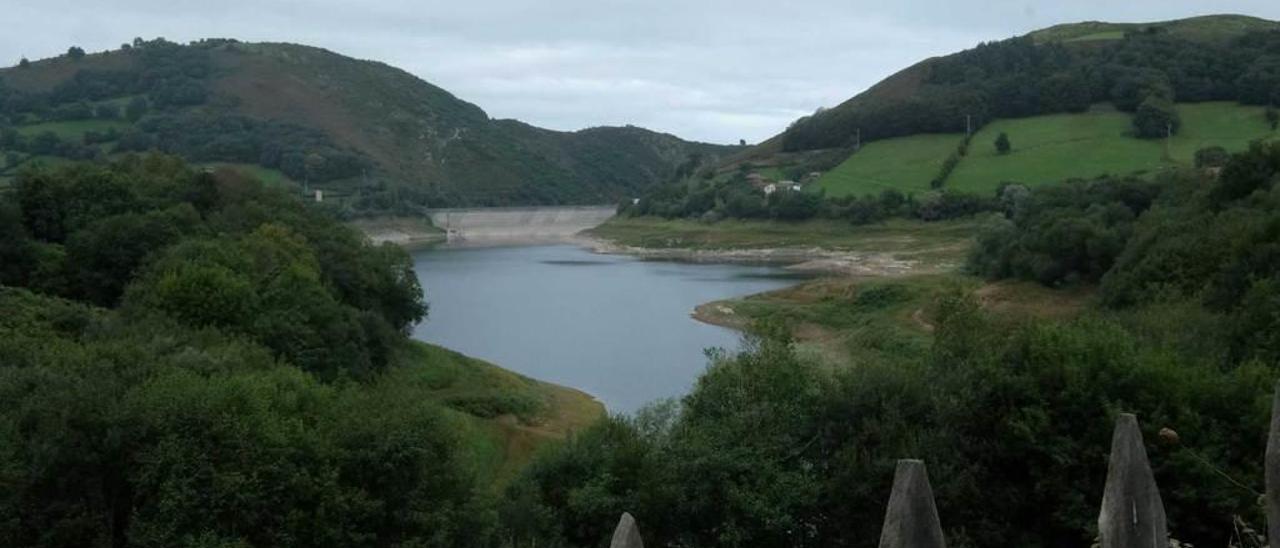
[{"x1": 0, "y1": 39, "x2": 740, "y2": 211}]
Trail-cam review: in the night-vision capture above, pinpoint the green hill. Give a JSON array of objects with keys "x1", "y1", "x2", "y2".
[
  {"x1": 618, "y1": 14, "x2": 1280, "y2": 227},
  {"x1": 1027, "y1": 14, "x2": 1280, "y2": 44},
  {"x1": 720, "y1": 14, "x2": 1280, "y2": 199},
  {"x1": 0, "y1": 39, "x2": 739, "y2": 211}
]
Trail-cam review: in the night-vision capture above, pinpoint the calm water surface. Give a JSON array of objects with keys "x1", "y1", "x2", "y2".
[{"x1": 409, "y1": 244, "x2": 804, "y2": 412}]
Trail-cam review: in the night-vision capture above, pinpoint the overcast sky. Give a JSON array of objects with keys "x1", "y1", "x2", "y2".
[{"x1": 5, "y1": 1, "x2": 1280, "y2": 143}]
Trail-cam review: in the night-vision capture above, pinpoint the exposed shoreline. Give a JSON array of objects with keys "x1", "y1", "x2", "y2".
[{"x1": 580, "y1": 236, "x2": 953, "y2": 277}]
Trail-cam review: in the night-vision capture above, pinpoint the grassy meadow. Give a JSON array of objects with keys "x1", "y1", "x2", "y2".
[
  {"x1": 202, "y1": 162, "x2": 297, "y2": 187},
  {"x1": 813, "y1": 132, "x2": 963, "y2": 197},
  {"x1": 813, "y1": 102, "x2": 1278, "y2": 198},
  {"x1": 948, "y1": 105, "x2": 1164, "y2": 191},
  {"x1": 14, "y1": 118, "x2": 130, "y2": 138}
]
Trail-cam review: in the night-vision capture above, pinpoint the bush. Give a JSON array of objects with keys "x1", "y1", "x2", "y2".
[
  {"x1": 995, "y1": 132, "x2": 1011, "y2": 154},
  {"x1": 1194, "y1": 146, "x2": 1230, "y2": 169},
  {"x1": 0, "y1": 153, "x2": 488, "y2": 547},
  {"x1": 969, "y1": 175, "x2": 1162, "y2": 285},
  {"x1": 511, "y1": 299, "x2": 1274, "y2": 548}
]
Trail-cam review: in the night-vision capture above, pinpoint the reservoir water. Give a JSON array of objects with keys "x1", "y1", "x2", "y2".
[{"x1": 409, "y1": 244, "x2": 803, "y2": 412}]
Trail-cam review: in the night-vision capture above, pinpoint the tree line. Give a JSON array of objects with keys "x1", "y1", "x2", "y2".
[{"x1": 617, "y1": 167, "x2": 998, "y2": 224}]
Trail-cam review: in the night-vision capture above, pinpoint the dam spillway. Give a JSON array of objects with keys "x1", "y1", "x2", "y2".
[{"x1": 426, "y1": 205, "x2": 616, "y2": 244}]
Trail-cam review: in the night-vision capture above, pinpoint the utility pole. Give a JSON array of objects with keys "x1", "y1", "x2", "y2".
[
  {"x1": 965, "y1": 115, "x2": 972, "y2": 138},
  {"x1": 855, "y1": 128, "x2": 862, "y2": 151},
  {"x1": 1164, "y1": 122, "x2": 1172, "y2": 161}
]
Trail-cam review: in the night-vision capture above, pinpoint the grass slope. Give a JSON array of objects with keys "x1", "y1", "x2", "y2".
[
  {"x1": 814, "y1": 133, "x2": 963, "y2": 197},
  {"x1": 14, "y1": 119, "x2": 130, "y2": 138},
  {"x1": 695, "y1": 273, "x2": 1093, "y2": 371},
  {"x1": 392, "y1": 341, "x2": 604, "y2": 486},
  {"x1": 813, "y1": 102, "x2": 1277, "y2": 198},
  {"x1": 201, "y1": 162, "x2": 295, "y2": 187},
  {"x1": 951, "y1": 102, "x2": 1277, "y2": 192},
  {"x1": 1028, "y1": 14, "x2": 1280, "y2": 44}
]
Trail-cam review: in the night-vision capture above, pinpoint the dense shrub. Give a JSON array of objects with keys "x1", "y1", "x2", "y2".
[
  {"x1": 0, "y1": 156, "x2": 488, "y2": 547},
  {"x1": 6, "y1": 156, "x2": 426, "y2": 376},
  {"x1": 0, "y1": 293, "x2": 485, "y2": 547},
  {"x1": 969, "y1": 175, "x2": 1162, "y2": 285},
  {"x1": 1194, "y1": 145, "x2": 1230, "y2": 168},
  {"x1": 507, "y1": 295, "x2": 1273, "y2": 548}
]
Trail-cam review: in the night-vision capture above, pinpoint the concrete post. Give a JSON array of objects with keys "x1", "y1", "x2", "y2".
[
  {"x1": 1098, "y1": 413, "x2": 1167, "y2": 548},
  {"x1": 877, "y1": 459, "x2": 947, "y2": 548},
  {"x1": 1267, "y1": 382, "x2": 1280, "y2": 548},
  {"x1": 610, "y1": 512, "x2": 643, "y2": 548}
]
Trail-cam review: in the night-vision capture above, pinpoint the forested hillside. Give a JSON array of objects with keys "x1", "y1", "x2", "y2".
[
  {"x1": 0, "y1": 39, "x2": 739, "y2": 213},
  {"x1": 0, "y1": 155, "x2": 602, "y2": 547}
]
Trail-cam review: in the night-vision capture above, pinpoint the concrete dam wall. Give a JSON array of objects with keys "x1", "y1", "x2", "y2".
[{"x1": 426, "y1": 206, "x2": 616, "y2": 244}]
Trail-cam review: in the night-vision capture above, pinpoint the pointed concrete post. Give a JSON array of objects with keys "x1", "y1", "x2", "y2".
[
  {"x1": 610, "y1": 512, "x2": 643, "y2": 548},
  {"x1": 1267, "y1": 382, "x2": 1280, "y2": 548},
  {"x1": 1098, "y1": 413, "x2": 1167, "y2": 548},
  {"x1": 877, "y1": 459, "x2": 946, "y2": 548}
]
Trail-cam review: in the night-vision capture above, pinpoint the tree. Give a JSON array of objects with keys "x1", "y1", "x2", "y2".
[
  {"x1": 66, "y1": 46, "x2": 85, "y2": 60},
  {"x1": 1109, "y1": 68, "x2": 1174, "y2": 112},
  {"x1": 1132, "y1": 96, "x2": 1181, "y2": 139},
  {"x1": 124, "y1": 97, "x2": 148, "y2": 122},
  {"x1": 995, "y1": 132, "x2": 1012, "y2": 154},
  {"x1": 1194, "y1": 146, "x2": 1230, "y2": 169},
  {"x1": 93, "y1": 103, "x2": 118, "y2": 120},
  {"x1": 1267, "y1": 105, "x2": 1279, "y2": 131},
  {"x1": 304, "y1": 152, "x2": 326, "y2": 186},
  {"x1": 66, "y1": 207, "x2": 196, "y2": 306},
  {"x1": 29, "y1": 132, "x2": 63, "y2": 156},
  {"x1": 18, "y1": 57, "x2": 30, "y2": 68}
]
